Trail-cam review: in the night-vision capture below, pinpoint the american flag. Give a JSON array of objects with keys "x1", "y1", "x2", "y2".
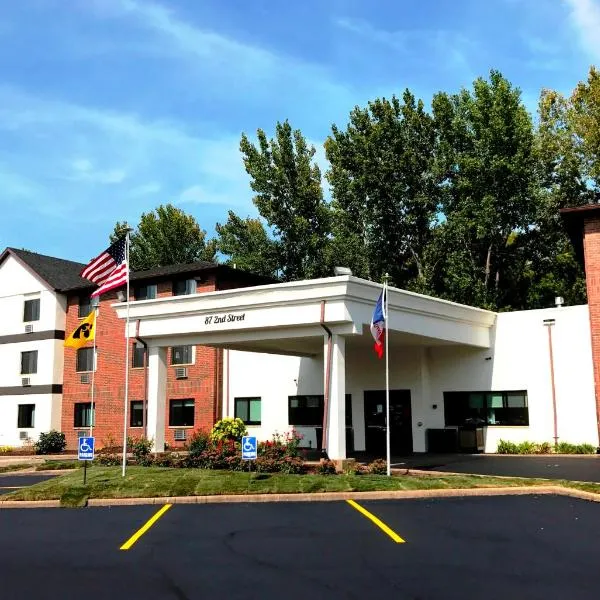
[
  {"x1": 370, "y1": 286, "x2": 386, "y2": 359},
  {"x1": 80, "y1": 237, "x2": 128, "y2": 298}
]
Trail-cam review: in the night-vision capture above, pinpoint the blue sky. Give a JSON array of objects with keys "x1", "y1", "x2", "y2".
[{"x1": 0, "y1": 0, "x2": 599, "y2": 263}]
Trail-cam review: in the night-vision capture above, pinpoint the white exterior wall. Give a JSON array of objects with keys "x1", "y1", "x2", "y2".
[
  {"x1": 225, "y1": 305, "x2": 598, "y2": 453},
  {"x1": 0, "y1": 254, "x2": 66, "y2": 446}
]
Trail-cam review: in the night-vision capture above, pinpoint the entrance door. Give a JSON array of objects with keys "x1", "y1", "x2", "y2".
[{"x1": 364, "y1": 390, "x2": 413, "y2": 456}]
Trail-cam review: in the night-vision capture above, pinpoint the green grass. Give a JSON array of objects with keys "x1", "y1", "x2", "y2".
[
  {"x1": 35, "y1": 460, "x2": 80, "y2": 471},
  {"x1": 1, "y1": 466, "x2": 554, "y2": 506},
  {"x1": 0, "y1": 463, "x2": 34, "y2": 474}
]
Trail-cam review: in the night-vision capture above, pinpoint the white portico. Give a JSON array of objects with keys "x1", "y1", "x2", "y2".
[{"x1": 114, "y1": 276, "x2": 497, "y2": 459}]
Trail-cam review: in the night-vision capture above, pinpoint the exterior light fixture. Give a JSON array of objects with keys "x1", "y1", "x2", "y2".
[{"x1": 333, "y1": 266, "x2": 352, "y2": 276}]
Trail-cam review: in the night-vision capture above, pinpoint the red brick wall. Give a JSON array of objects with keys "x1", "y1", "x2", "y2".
[
  {"x1": 62, "y1": 275, "x2": 222, "y2": 450},
  {"x1": 583, "y1": 218, "x2": 600, "y2": 437}
]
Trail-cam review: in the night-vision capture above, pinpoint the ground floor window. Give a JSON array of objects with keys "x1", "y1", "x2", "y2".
[
  {"x1": 74, "y1": 402, "x2": 95, "y2": 428},
  {"x1": 17, "y1": 404, "x2": 35, "y2": 428},
  {"x1": 169, "y1": 399, "x2": 194, "y2": 427},
  {"x1": 235, "y1": 397, "x2": 261, "y2": 425},
  {"x1": 444, "y1": 391, "x2": 529, "y2": 427},
  {"x1": 130, "y1": 401, "x2": 144, "y2": 427},
  {"x1": 289, "y1": 395, "x2": 323, "y2": 426}
]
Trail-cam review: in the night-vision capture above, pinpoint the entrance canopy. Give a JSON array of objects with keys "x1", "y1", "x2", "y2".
[{"x1": 114, "y1": 275, "x2": 496, "y2": 355}]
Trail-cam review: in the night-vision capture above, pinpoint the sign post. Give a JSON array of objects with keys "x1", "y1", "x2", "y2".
[{"x1": 78, "y1": 436, "x2": 95, "y2": 485}]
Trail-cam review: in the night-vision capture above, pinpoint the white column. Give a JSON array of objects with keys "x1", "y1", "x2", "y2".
[
  {"x1": 413, "y1": 346, "x2": 430, "y2": 453},
  {"x1": 325, "y1": 334, "x2": 346, "y2": 460},
  {"x1": 147, "y1": 346, "x2": 167, "y2": 452}
]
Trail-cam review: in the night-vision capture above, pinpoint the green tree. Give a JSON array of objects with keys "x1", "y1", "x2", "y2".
[
  {"x1": 111, "y1": 204, "x2": 216, "y2": 271},
  {"x1": 240, "y1": 120, "x2": 331, "y2": 281},
  {"x1": 325, "y1": 90, "x2": 440, "y2": 291},
  {"x1": 431, "y1": 70, "x2": 538, "y2": 309},
  {"x1": 215, "y1": 210, "x2": 279, "y2": 277}
]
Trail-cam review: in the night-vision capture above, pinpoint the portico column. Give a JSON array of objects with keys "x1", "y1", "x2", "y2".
[
  {"x1": 147, "y1": 346, "x2": 167, "y2": 452},
  {"x1": 325, "y1": 334, "x2": 346, "y2": 460}
]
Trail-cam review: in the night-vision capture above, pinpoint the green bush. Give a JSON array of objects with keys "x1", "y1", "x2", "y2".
[
  {"x1": 575, "y1": 443, "x2": 597, "y2": 454},
  {"x1": 517, "y1": 441, "x2": 538, "y2": 454},
  {"x1": 188, "y1": 430, "x2": 211, "y2": 457},
  {"x1": 316, "y1": 459, "x2": 337, "y2": 475},
  {"x1": 154, "y1": 452, "x2": 178, "y2": 468},
  {"x1": 34, "y1": 430, "x2": 66, "y2": 455},
  {"x1": 367, "y1": 459, "x2": 388, "y2": 475},
  {"x1": 496, "y1": 440, "x2": 520, "y2": 454},
  {"x1": 128, "y1": 436, "x2": 154, "y2": 466},
  {"x1": 556, "y1": 441, "x2": 597, "y2": 454},
  {"x1": 210, "y1": 417, "x2": 247, "y2": 443},
  {"x1": 536, "y1": 442, "x2": 553, "y2": 454},
  {"x1": 95, "y1": 453, "x2": 120, "y2": 466}
]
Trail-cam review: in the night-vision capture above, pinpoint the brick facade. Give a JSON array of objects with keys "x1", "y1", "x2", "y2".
[
  {"x1": 61, "y1": 275, "x2": 222, "y2": 450},
  {"x1": 583, "y1": 217, "x2": 600, "y2": 438}
]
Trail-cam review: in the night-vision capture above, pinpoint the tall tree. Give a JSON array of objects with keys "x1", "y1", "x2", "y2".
[
  {"x1": 325, "y1": 90, "x2": 440, "y2": 291},
  {"x1": 431, "y1": 70, "x2": 538, "y2": 309},
  {"x1": 240, "y1": 120, "x2": 331, "y2": 281},
  {"x1": 215, "y1": 211, "x2": 278, "y2": 277},
  {"x1": 111, "y1": 204, "x2": 216, "y2": 271}
]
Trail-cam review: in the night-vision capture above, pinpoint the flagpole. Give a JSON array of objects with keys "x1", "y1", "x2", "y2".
[
  {"x1": 121, "y1": 232, "x2": 131, "y2": 477},
  {"x1": 89, "y1": 304, "x2": 98, "y2": 439},
  {"x1": 384, "y1": 274, "x2": 391, "y2": 477}
]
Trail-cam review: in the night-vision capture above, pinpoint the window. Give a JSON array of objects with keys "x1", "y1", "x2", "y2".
[
  {"x1": 76, "y1": 347, "x2": 95, "y2": 372},
  {"x1": 74, "y1": 402, "x2": 94, "y2": 428},
  {"x1": 23, "y1": 299, "x2": 40, "y2": 322},
  {"x1": 171, "y1": 345, "x2": 193, "y2": 365},
  {"x1": 130, "y1": 401, "x2": 144, "y2": 427},
  {"x1": 444, "y1": 391, "x2": 529, "y2": 427},
  {"x1": 132, "y1": 344, "x2": 146, "y2": 368},
  {"x1": 235, "y1": 397, "x2": 261, "y2": 425},
  {"x1": 17, "y1": 404, "x2": 35, "y2": 428},
  {"x1": 134, "y1": 284, "x2": 157, "y2": 301},
  {"x1": 21, "y1": 350, "x2": 38, "y2": 375},
  {"x1": 289, "y1": 395, "x2": 324, "y2": 426},
  {"x1": 169, "y1": 399, "x2": 195, "y2": 427},
  {"x1": 173, "y1": 279, "x2": 197, "y2": 296},
  {"x1": 78, "y1": 296, "x2": 92, "y2": 318}
]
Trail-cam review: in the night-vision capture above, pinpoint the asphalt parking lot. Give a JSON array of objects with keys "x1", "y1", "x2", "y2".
[
  {"x1": 0, "y1": 473, "x2": 57, "y2": 495},
  {"x1": 1, "y1": 494, "x2": 599, "y2": 600}
]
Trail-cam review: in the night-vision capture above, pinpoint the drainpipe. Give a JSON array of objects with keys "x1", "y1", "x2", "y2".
[
  {"x1": 543, "y1": 318, "x2": 558, "y2": 447},
  {"x1": 320, "y1": 300, "x2": 332, "y2": 459},
  {"x1": 135, "y1": 319, "x2": 149, "y2": 438}
]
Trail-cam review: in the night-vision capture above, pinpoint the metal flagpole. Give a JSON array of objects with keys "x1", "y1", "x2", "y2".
[
  {"x1": 121, "y1": 232, "x2": 131, "y2": 477},
  {"x1": 89, "y1": 304, "x2": 98, "y2": 439},
  {"x1": 384, "y1": 274, "x2": 391, "y2": 477}
]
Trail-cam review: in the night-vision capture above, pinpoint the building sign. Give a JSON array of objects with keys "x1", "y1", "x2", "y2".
[{"x1": 205, "y1": 313, "x2": 246, "y2": 325}]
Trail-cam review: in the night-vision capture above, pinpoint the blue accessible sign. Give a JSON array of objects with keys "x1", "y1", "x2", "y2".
[
  {"x1": 78, "y1": 436, "x2": 95, "y2": 461},
  {"x1": 241, "y1": 436, "x2": 257, "y2": 460}
]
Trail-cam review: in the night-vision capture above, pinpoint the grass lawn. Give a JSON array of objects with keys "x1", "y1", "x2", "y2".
[
  {"x1": 0, "y1": 465, "x2": 565, "y2": 507},
  {"x1": 0, "y1": 463, "x2": 34, "y2": 474}
]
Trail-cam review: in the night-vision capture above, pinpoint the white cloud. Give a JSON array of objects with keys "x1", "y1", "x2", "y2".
[{"x1": 564, "y1": 0, "x2": 600, "y2": 60}]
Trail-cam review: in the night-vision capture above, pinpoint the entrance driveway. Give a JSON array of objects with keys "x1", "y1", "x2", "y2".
[{"x1": 391, "y1": 453, "x2": 600, "y2": 482}]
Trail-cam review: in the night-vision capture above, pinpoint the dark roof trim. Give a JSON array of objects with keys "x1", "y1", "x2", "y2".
[{"x1": 559, "y1": 204, "x2": 600, "y2": 266}]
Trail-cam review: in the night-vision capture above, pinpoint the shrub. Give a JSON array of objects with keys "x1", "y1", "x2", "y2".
[
  {"x1": 95, "y1": 453, "x2": 120, "y2": 466},
  {"x1": 517, "y1": 441, "x2": 538, "y2": 455},
  {"x1": 34, "y1": 430, "x2": 66, "y2": 455},
  {"x1": 575, "y1": 443, "x2": 597, "y2": 454},
  {"x1": 188, "y1": 430, "x2": 211, "y2": 457},
  {"x1": 317, "y1": 459, "x2": 337, "y2": 475},
  {"x1": 367, "y1": 459, "x2": 388, "y2": 475},
  {"x1": 496, "y1": 440, "x2": 519, "y2": 454},
  {"x1": 197, "y1": 439, "x2": 239, "y2": 469},
  {"x1": 210, "y1": 417, "x2": 247, "y2": 443},
  {"x1": 0, "y1": 446, "x2": 13, "y2": 454},
  {"x1": 128, "y1": 436, "x2": 154, "y2": 466},
  {"x1": 153, "y1": 452, "x2": 178, "y2": 468},
  {"x1": 556, "y1": 441, "x2": 597, "y2": 454},
  {"x1": 536, "y1": 442, "x2": 553, "y2": 454},
  {"x1": 278, "y1": 456, "x2": 305, "y2": 474}
]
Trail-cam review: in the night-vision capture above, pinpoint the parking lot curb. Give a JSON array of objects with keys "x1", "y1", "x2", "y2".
[{"x1": 0, "y1": 500, "x2": 60, "y2": 509}]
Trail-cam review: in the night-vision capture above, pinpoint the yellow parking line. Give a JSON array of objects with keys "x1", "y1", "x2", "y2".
[
  {"x1": 346, "y1": 499, "x2": 405, "y2": 543},
  {"x1": 120, "y1": 504, "x2": 172, "y2": 551}
]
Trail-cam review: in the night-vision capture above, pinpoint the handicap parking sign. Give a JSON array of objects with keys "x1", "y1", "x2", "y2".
[
  {"x1": 78, "y1": 436, "x2": 95, "y2": 461},
  {"x1": 241, "y1": 436, "x2": 257, "y2": 460}
]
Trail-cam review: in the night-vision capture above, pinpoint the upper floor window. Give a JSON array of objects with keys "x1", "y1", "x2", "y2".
[
  {"x1": 171, "y1": 346, "x2": 193, "y2": 365},
  {"x1": 132, "y1": 344, "x2": 146, "y2": 369},
  {"x1": 23, "y1": 298, "x2": 40, "y2": 322},
  {"x1": 21, "y1": 350, "x2": 38, "y2": 375},
  {"x1": 76, "y1": 347, "x2": 96, "y2": 373},
  {"x1": 443, "y1": 391, "x2": 529, "y2": 427},
  {"x1": 173, "y1": 279, "x2": 197, "y2": 296},
  {"x1": 134, "y1": 284, "x2": 157, "y2": 301},
  {"x1": 78, "y1": 296, "x2": 92, "y2": 318}
]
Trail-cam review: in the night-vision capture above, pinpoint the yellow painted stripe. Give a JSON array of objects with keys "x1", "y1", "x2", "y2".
[
  {"x1": 346, "y1": 499, "x2": 405, "y2": 543},
  {"x1": 120, "y1": 504, "x2": 172, "y2": 551}
]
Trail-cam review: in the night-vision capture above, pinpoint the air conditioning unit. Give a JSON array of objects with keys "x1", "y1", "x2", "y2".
[
  {"x1": 24, "y1": 324, "x2": 34, "y2": 334},
  {"x1": 175, "y1": 367, "x2": 188, "y2": 380},
  {"x1": 77, "y1": 430, "x2": 87, "y2": 438},
  {"x1": 21, "y1": 377, "x2": 31, "y2": 387},
  {"x1": 174, "y1": 429, "x2": 186, "y2": 441},
  {"x1": 19, "y1": 431, "x2": 29, "y2": 441},
  {"x1": 80, "y1": 373, "x2": 90, "y2": 384}
]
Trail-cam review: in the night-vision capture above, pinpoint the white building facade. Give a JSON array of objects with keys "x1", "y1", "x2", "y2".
[
  {"x1": 0, "y1": 250, "x2": 67, "y2": 447},
  {"x1": 116, "y1": 276, "x2": 599, "y2": 458}
]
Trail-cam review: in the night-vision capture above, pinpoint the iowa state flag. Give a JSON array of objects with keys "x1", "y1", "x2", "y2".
[
  {"x1": 370, "y1": 286, "x2": 386, "y2": 359},
  {"x1": 64, "y1": 310, "x2": 96, "y2": 349}
]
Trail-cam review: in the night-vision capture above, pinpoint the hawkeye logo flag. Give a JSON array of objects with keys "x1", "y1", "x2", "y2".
[{"x1": 64, "y1": 310, "x2": 96, "y2": 349}]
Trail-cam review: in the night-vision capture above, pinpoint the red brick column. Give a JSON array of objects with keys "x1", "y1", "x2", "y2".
[{"x1": 583, "y1": 217, "x2": 600, "y2": 439}]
